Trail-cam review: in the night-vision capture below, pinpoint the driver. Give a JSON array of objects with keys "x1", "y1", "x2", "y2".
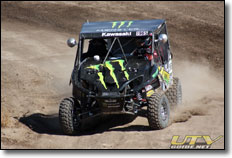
[
  {"x1": 81, "y1": 39, "x2": 107, "y2": 61},
  {"x1": 134, "y1": 37, "x2": 160, "y2": 61},
  {"x1": 133, "y1": 37, "x2": 151, "y2": 56}
]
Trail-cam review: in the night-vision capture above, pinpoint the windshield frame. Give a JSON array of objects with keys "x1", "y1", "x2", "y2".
[{"x1": 75, "y1": 34, "x2": 155, "y2": 68}]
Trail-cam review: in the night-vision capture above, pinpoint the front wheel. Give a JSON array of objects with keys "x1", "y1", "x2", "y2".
[
  {"x1": 59, "y1": 97, "x2": 81, "y2": 135},
  {"x1": 147, "y1": 93, "x2": 170, "y2": 130}
]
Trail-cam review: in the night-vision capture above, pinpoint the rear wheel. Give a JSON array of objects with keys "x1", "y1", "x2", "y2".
[
  {"x1": 147, "y1": 93, "x2": 170, "y2": 130},
  {"x1": 165, "y1": 77, "x2": 182, "y2": 107},
  {"x1": 59, "y1": 97, "x2": 81, "y2": 135}
]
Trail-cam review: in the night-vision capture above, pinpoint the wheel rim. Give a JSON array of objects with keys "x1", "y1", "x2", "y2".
[{"x1": 160, "y1": 99, "x2": 168, "y2": 121}]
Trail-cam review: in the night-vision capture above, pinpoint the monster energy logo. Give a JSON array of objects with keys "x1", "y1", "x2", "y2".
[
  {"x1": 112, "y1": 60, "x2": 129, "y2": 80},
  {"x1": 86, "y1": 64, "x2": 107, "y2": 89},
  {"x1": 85, "y1": 60, "x2": 129, "y2": 89},
  {"x1": 105, "y1": 61, "x2": 119, "y2": 88},
  {"x1": 112, "y1": 21, "x2": 133, "y2": 29}
]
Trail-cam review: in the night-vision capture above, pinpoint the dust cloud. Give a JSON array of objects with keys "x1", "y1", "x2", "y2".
[{"x1": 171, "y1": 60, "x2": 223, "y2": 123}]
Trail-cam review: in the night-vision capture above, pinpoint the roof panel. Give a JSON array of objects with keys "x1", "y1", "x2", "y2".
[{"x1": 80, "y1": 19, "x2": 165, "y2": 35}]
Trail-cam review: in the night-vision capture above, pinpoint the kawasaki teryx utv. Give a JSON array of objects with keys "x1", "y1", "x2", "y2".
[{"x1": 59, "y1": 19, "x2": 182, "y2": 135}]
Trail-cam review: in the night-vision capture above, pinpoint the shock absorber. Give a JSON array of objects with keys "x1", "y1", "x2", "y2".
[
  {"x1": 136, "y1": 92, "x2": 143, "y2": 105},
  {"x1": 136, "y1": 92, "x2": 142, "y2": 101}
]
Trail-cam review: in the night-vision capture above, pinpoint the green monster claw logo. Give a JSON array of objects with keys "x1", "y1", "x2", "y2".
[
  {"x1": 112, "y1": 22, "x2": 117, "y2": 29},
  {"x1": 86, "y1": 64, "x2": 107, "y2": 89},
  {"x1": 127, "y1": 21, "x2": 133, "y2": 27},
  {"x1": 118, "y1": 21, "x2": 126, "y2": 29},
  {"x1": 112, "y1": 60, "x2": 129, "y2": 80},
  {"x1": 85, "y1": 60, "x2": 130, "y2": 89},
  {"x1": 112, "y1": 21, "x2": 133, "y2": 29},
  {"x1": 105, "y1": 61, "x2": 119, "y2": 88}
]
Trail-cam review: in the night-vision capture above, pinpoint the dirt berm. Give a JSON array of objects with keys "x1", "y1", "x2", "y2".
[{"x1": 1, "y1": 1, "x2": 224, "y2": 149}]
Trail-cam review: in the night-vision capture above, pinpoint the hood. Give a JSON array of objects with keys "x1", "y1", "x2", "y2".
[{"x1": 79, "y1": 57, "x2": 152, "y2": 93}]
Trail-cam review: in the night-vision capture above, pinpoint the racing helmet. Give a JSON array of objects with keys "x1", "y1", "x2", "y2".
[{"x1": 136, "y1": 37, "x2": 151, "y2": 48}]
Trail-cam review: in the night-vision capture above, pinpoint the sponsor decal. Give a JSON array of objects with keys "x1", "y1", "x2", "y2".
[
  {"x1": 86, "y1": 60, "x2": 129, "y2": 89},
  {"x1": 112, "y1": 21, "x2": 133, "y2": 29},
  {"x1": 146, "y1": 90, "x2": 155, "y2": 97},
  {"x1": 170, "y1": 135, "x2": 223, "y2": 149},
  {"x1": 85, "y1": 64, "x2": 107, "y2": 90},
  {"x1": 102, "y1": 32, "x2": 132, "y2": 37},
  {"x1": 136, "y1": 31, "x2": 149, "y2": 36},
  {"x1": 158, "y1": 66, "x2": 170, "y2": 84},
  {"x1": 145, "y1": 84, "x2": 153, "y2": 92},
  {"x1": 112, "y1": 60, "x2": 129, "y2": 80},
  {"x1": 104, "y1": 99, "x2": 117, "y2": 103},
  {"x1": 105, "y1": 61, "x2": 119, "y2": 88}
]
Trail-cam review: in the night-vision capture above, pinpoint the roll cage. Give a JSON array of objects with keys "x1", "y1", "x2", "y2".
[{"x1": 73, "y1": 19, "x2": 171, "y2": 70}]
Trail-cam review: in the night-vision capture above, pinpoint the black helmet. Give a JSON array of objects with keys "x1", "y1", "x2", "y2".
[{"x1": 136, "y1": 37, "x2": 151, "y2": 48}]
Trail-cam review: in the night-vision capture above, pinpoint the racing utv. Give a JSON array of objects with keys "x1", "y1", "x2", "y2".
[{"x1": 59, "y1": 19, "x2": 182, "y2": 135}]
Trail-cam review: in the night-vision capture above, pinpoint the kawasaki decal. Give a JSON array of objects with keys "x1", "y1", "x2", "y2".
[
  {"x1": 85, "y1": 60, "x2": 130, "y2": 89},
  {"x1": 85, "y1": 64, "x2": 107, "y2": 89},
  {"x1": 102, "y1": 32, "x2": 132, "y2": 37},
  {"x1": 112, "y1": 21, "x2": 133, "y2": 29}
]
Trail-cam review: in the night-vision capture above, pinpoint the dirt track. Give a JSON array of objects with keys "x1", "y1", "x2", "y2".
[{"x1": 1, "y1": 1, "x2": 224, "y2": 149}]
